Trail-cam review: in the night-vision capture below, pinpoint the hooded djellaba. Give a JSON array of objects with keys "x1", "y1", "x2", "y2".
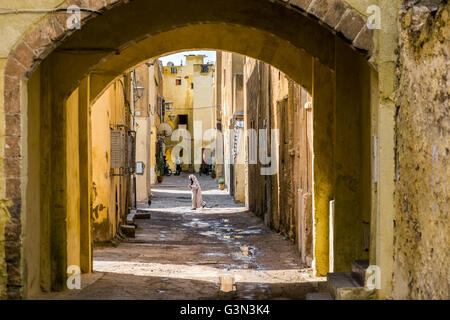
[{"x1": 188, "y1": 174, "x2": 206, "y2": 210}]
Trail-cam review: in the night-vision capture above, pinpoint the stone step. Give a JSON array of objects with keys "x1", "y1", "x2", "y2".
[
  {"x1": 327, "y1": 272, "x2": 376, "y2": 300},
  {"x1": 126, "y1": 212, "x2": 136, "y2": 225},
  {"x1": 306, "y1": 292, "x2": 333, "y2": 300},
  {"x1": 351, "y1": 259, "x2": 369, "y2": 286},
  {"x1": 135, "y1": 210, "x2": 151, "y2": 219},
  {"x1": 120, "y1": 224, "x2": 136, "y2": 238}
]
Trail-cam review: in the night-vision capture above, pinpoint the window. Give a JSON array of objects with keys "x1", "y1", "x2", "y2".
[
  {"x1": 178, "y1": 114, "x2": 188, "y2": 125},
  {"x1": 176, "y1": 79, "x2": 181, "y2": 85},
  {"x1": 171, "y1": 67, "x2": 177, "y2": 74},
  {"x1": 201, "y1": 64, "x2": 209, "y2": 73},
  {"x1": 191, "y1": 82, "x2": 194, "y2": 89}
]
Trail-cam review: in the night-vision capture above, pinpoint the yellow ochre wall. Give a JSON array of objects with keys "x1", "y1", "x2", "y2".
[
  {"x1": 91, "y1": 80, "x2": 129, "y2": 242},
  {"x1": 65, "y1": 88, "x2": 81, "y2": 272}
]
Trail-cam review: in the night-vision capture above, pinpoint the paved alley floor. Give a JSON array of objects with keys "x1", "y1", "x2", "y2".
[{"x1": 36, "y1": 173, "x2": 325, "y2": 300}]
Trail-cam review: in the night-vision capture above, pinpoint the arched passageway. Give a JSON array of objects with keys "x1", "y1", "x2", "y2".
[{"x1": 3, "y1": 0, "x2": 378, "y2": 299}]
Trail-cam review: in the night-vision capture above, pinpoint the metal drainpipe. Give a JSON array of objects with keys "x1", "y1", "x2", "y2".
[{"x1": 130, "y1": 71, "x2": 137, "y2": 209}]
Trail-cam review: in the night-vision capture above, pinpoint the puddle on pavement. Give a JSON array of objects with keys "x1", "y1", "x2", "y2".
[
  {"x1": 238, "y1": 283, "x2": 270, "y2": 299},
  {"x1": 182, "y1": 221, "x2": 210, "y2": 228},
  {"x1": 200, "y1": 252, "x2": 229, "y2": 257},
  {"x1": 236, "y1": 229, "x2": 263, "y2": 235},
  {"x1": 200, "y1": 231, "x2": 218, "y2": 237}
]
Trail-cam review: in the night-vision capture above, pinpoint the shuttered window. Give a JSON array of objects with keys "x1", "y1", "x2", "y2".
[{"x1": 111, "y1": 130, "x2": 125, "y2": 168}]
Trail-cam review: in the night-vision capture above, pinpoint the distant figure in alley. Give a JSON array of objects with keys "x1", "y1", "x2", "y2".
[{"x1": 188, "y1": 174, "x2": 206, "y2": 210}]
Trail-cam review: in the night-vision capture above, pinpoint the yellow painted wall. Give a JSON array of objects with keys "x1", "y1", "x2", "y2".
[
  {"x1": 90, "y1": 81, "x2": 128, "y2": 242},
  {"x1": 23, "y1": 65, "x2": 42, "y2": 297},
  {"x1": 65, "y1": 88, "x2": 80, "y2": 269}
]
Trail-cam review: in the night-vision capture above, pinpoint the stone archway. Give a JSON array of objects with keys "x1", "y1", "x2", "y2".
[{"x1": 2, "y1": 0, "x2": 375, "y2": 299}]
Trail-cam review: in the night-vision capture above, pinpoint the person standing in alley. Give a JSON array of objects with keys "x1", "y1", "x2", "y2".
[
  {"x1": 175, "y1": 155, "x2": 182, "y2": 176},
  {"x1": 188, "y1": 174, "x2": 206, "y2": 210}
]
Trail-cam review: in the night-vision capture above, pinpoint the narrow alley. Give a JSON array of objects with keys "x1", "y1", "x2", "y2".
[{"x1": 35, "y1": 174, "x2": 324, "y2": 300}]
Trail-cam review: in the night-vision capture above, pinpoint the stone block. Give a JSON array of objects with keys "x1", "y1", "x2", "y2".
[
  {"x1": 327, "y1": 272, "x2": 375, "y2": 299},
  {"x1": 6, "y1": 178, "x2": 21, "y2": 200},
  {"x1": 322, "y1": 0, "x2": 349, "y2": 29},
  {"x1": 307, "y1": 0, "x2": 330, "y2": 20},
  {"x1": 5, "y1": 137, "x2": 21, "y2": 158},
  {"x1": 4, "y1": 58, "x2": 26, "y2": 79},
  {"x1": 335, "y1": 8, "x2": 366, "y2": 41},
  {"x1": 4, "y1": 158, "x2": 20, "y2": 178},
  {"x1": 5, "y1": 113, "x2": 21, "y2": 137},
  {"x1": 120, "y1": 224, "x2": 135, "y2": 238},
  {"x1": 7, "y1": 200, "x2": 21, "y2": 220},
  {"x1": 6, "y1": 286, "x2": 22, "y2": 300},
  {"x1": 126, "y1": 213, "x2": 135, "y2": 224},
  {"x1": 6, "y1": 263, "x2": 21, "y2": 286},
  {"x1": 290, "y1": 0, "x2": 312, "y2": 11},
  {"x1": 306, "y1": 292, "x2": 333, "y2": 300},
  {"x1": 12, "y1": 42, "x2": 35, "y2": 70},
  {"x1": 23, "y1": 29, "x2": 51, "y2": 56},
  {"x1": 4, "y1": 219, "x2": 21, "y2": 242},
  {"x1": 353, "y1": 25, "x2": 374, "y2": 52},
  {"x1": 135, "y1": 210, "x2": 151, "y2": 219},
  {"x1": 219, "y1": 275, "x2": 236, "y2": 292},
  {"x1": 4, "y1": 241, "x2": 21, "y2": 264},
  {"x1": 4, "y1": 87, "x2": 20, "y2": 113},
  {"x1": 351, "y1": 260, "x2": 369, "y2": 286}
]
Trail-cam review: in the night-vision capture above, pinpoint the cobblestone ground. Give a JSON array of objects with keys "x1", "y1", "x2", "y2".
[{"x1": 35, "y1": 173, "x2": 325, "y2": 300}]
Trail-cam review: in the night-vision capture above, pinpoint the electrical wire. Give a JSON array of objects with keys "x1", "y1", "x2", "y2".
[{"x1": 0, "y1": 8, "x2": 103, "y2": 15}]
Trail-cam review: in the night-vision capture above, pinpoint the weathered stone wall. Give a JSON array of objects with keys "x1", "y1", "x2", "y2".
[
  {"x1": 393, "y1": 1, "x2": 449, "y2": 299},
  {"x1": 244, "y1": 58, "x2": 313, "y2": 262}
]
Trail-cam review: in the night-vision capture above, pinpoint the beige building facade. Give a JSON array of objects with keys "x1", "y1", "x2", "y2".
[
  {"x1": 133, "y1": 60, "x2": 163, "y2": 202},
  {"x1": 162, "y1": 55, "x2": 215, "y2": 173},
  {"x1": 215, "y1": 52, "x2": 246, "y2": 202}
]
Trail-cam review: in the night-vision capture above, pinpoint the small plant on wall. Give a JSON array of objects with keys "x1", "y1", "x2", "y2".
[{"x1": 218, "y1": 178, "x2": 225, "y2": 190}]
